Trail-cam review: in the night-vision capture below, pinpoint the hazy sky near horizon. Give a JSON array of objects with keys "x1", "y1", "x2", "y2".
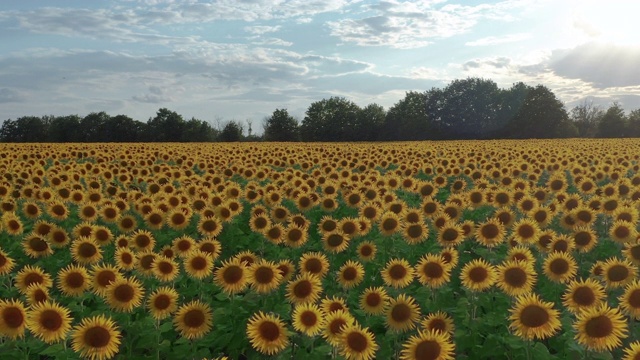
[{"x1": 1, "y1": 0, "x2": 639, "y2": 130}]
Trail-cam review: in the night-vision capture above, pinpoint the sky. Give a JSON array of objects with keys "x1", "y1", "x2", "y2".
[{"x1": 1, "y1": 0, "x2": 640, "y2": 133}]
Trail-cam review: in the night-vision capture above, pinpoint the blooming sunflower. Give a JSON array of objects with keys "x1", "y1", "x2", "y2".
[
  {"x1": 511, "y1": 218, "x2": 540, "y2": 245},
  {"x1": 246, "y1": 311, "x2": 289, "y2": 356},
  {"x1": 104, "y1": 276, "x2": 145, "y2": 312},
  {"x1": 91, "y1": 264, "x2": 122, "y2": 297},
  {"x1": 0, "y1": 247, "x2": 15, "y2": 275},
  {"x1": 276, "y1": 260, "x2": 295, "y2": 282},
  {"x1": 26, "y1": 301, "x2": 72, "y2": 343},
  {"x1": 114, "y1": 247, "x2": 137, "y2": 272},
  {"x1": 197, "y1": 216, "x2": 223, "y2": 238},
  {"x1": 151, "y1": 256, "x2": 180, "y2": 283},
  {"x1": 572, "y1": 226, "x2": 598, "y2": 253},
  {"x1": 496, "y1": 260, "x2": 537, "y2": 297},
  {"x1": 543, "y1": 251, "x2": 578, "y2": 283},
  {"x1": 323, "y1": 309, "x2": 356, "y2": 346},
  {"x1": 57, "y1": 264, "x2": 91, "y2": 297},
  {"x1": 573, "y1": 304, "x2": 628, "y2": 352},
  {"x1": 71, "y1": 315, "x2": 121, "y2": 360},
  {"x1": 263, "y1": 224, "x2": 285, "y2": 244},
  {"x1": 619, "y1": 280, "x2": 640, "y2": 319},
  {"x1": 299, "y1": 252, "x2": 330, "y2": 278},
  {"x1": 475, "y1": 218, "x2": 506, "y2": 248},
  {"x1": 602, "y1": 257, "x2": 637, "y2": 288},
  {"x1": 182, "y1": 250, "x2": 214, "y2": 280},
  {"x1": 25, "y1": 283, "x2": 50, "y2": 306},
  {"x1": 359, "y1": 286, "x2": 389, "y2": 315},
  {"x1": 403, "y1": 222, "x2": 429, "y2": 244},
  {"x1": 22, "y1": 232, "x2": 53, "y2": 259},
  {"x1": 171, "y1": 235, "x2": 197, "y2": 257},
  {"x1": 415, "y1": 254, "x2": 451, "y2": 289},
  {"x1": 0, "y1": 299, "x2": 27, "y2": 339},
  {"x1": 436, "y1": 221, "x2": 464, "y2": 247},
  {"x1": 381, "y1": 258, "x2": 415, "y2": 289},
  {"x1": 421, "y1": 311, "x2": 455, "y2": 337},
  {"x1": 562, "y1": 278, "x2": 607, "y2": 314},
  {"x1": 213, "y1": 259, "x2": 248, "y2": 295},
  {"x1": 284, "y1": 224, "x2": 309, "y2": 248},
  {"x1": 247, "y1": 260, "x2": 283, "y2": 294},
  {"x1": 386, "y1": 294, "x2": 421, "y2": 333},
  {"x1": 337, "y1": 260, "x2": 365, "y2": 289},
  {"x1": 14, "y1": 265, "x2": 53, "y2": 294},
  {"x1": 400, "y1": 329, "x2": 455, "y2": 360},
  {"x1": 460, "y1": 259, "x2": 497, "y2": 292},
  {"x1": 339, "y1": 324, "x2": 379, "y2": 360},
  {"x1": 439, "y1": 248, "x2": 459, "y2": 269},
  {"x1": 321, "y1": 296, "x2": 349, "y2": 314},
  {"x1": 286, "y1": 273, "x2": 323, "y2": 305},
  {"x1": 322, "y1": 230, "x2": 351, "y2": 253},
  {"x1": 292, "y1": 302, "x2": 325, "y2": 336},
  {"x1": 147, "y1": 286, "x2": 179, "y2": 321},
  {"x1": 173, "y1": 300, "x2": 213, "y2": 340},
  {"x1": 508, "y1": 293, "x2": 561, "y2": 340},
  {"x1": 623, "y1": 341, "x2": 640, "y2": 360},
  {"x1": 610, "y1": 220, "x2": 638, "y2": 243},
  {"x1": 379, "y1": 211, "x2": 401, "y2": 236},
  {"x1": 356, "y1": 241, "x2": 377, "y2": 261}
]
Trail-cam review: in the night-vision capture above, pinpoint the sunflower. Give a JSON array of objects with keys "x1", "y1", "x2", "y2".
[
  {"x1": 0, "y1": 247, "x2": 15, "y2": 275},
  {"x1": 25, "y1": 283, "x2": 50, "y2": 306},
  {"x1": 143, "y1": 208, "x2": 164, "y2": 230},
  {"x1": 116, "y1": 214, "x2": 137, "y2": 233},
  {"x1": 22, "y1": 232, "x2": 54, "y2": 259},
  {"x1": 415, "y1": 254, "x2": 451, "y2": 289},
  {"x1": 320, "y1": 296, "x2": 349, "y2": 315},
  {"x1": 359, "y1": 286, "x2": 389, "y2": 315},
  {"x1": 509, "y1": 293, "x2": 561, "y2": 340},
  {"x1": 323, "y1": 309, "x2": 356, "y2": 346},
  {"x1": 356, "y1": 241, "x2": 377, "y2": 261},
  {"x1": 507, "y1": 246, "x2": 535, "y2": 265},
  {"x1": 276, "y1": 260, "x2": 295, "y2": 282},
  {"x1": 151, "y1": 256, "x2": 180, "y2": 283},
  {"x1": 421, "y1": 311, "x2": 455, "y2": 337},
  {"x1": 104, "y1": 276, "x2": 145, "y2": 312},
  {"x1": 26, "y1": 301, "x2": 72, "y2": 343},
  {"x1": 147, "y1": 286, "x2": 179, "y2": 321},
  {"x1": 113, "y1": 247, "x2": 136, "y2": 272},
  {"x1": 572, "y1": 226, "x2": 598, "y2": 253},
  {"x1": 173, "y1": 300, "x2": 213, "y2": 340},
  {"x1": 322, "y1": 230, "x2": 351, "y2": 253},
  {"x1": 337, "y1": 260, "x2": 365, "y2": 289},
  {"x1": 246, "y1": 311, "x2": 289, "y2": 356},
  {"x1": 271, "y1": 205, "x2": 290, "y2": 223},
  {"x1": 602, "y1": 257, "x2": 637, "y2": 288},
  {"x1": 610, "y1": 220, "x2": 638, "y2": 243},
  {"x1": 401, "y1": 222, "x2": 429, "y2": 245},
  {"x1": 283, "y1": 224, "x2": 309, "y2": 248},
  {"x1": 436, "y1": 221, "x2": 464, "y2": 248},
  {"x1": 2, "y1": 213, "x2": 24, "y2": 235},
  {"x1": 492, "y1": 207, "x2": 515, "y2": 228},
  {"x1": 57, "y1": 264, "x2": 91, "y2": 297},
  {"x1": 287, "y1": 273, "x2": 323, "y2": 305},
  {"x1": 130, "y1": 229, "x2": 155, "y2": 252},
  {"x1": 623, "y1": 341, "x2": 640, "y2": 360},
  {"x1": 573, "y1": 304, "x2": 628, "y2": 352},
  {"x1": 379, "y1": 211, "x2": 401, "y2": 236},
  {"x1": 0, "y1": 299, "x2": 27, "y2": 339},
  {"x1": 511, "y1": 218, "x2": 540, "y2": 245},
  {"x1": 71, "y1": 315, "x2": 121, "y2": 360},
  {"x1": 400, "y1": 329, "x2": 455, "y2": 360},
  {"x1": 47, "y1": 200, "x2": 69, "y2": 221},
  {"x1": 214, "y1": 259, "x2": 248, "y2": 295},
  {"x1": 91, "y1": 264, "x2": 122, "y2": 297},
  {"x1": 562, "y1": 278, "x2": 606, "y2": 314},
  {"x1": 496, "y1": 260, "x2": 537, "y2": 297},
  {"x1": 172, "y1": 235, "x2": 197, "y2": 257},
  {"x1": 299, "y1": 252, "x2": 330, "y2": 278},
  {"x1": 543, "y1": 251, "x2": 578, "y2": 283},
  {"x1": 460, "y1": 259, "x2": 497, "y2": 292},
  {"x1": 318, "y1": 216, "x2": 339, "y2": 234},
  {"x1": 249, "y1": 213, "x2": 271, "y2": 233},
  {"x1": 548, "y1": 234, "x2": 576, "y2": 253},
  {"x1": 572, "y1": 205, "x2": 596, "y2": 227},
  {"x1": 440, "y1": 248, "x2": 459, "y2": 269},
  {"x1": 197, "y1": 216, "x2": 223, "y2": 238},
  {"x1": 382, "y1": 258, "x2": 415, "y2": 289},
  {"x1": 339, "y1": 324, "x2": 378, "y2": 360},
  {"x1": 247, "y1": 260, "x2": 283, "y2": 294},
  {"x1": 14, "y1": 265, "x2": 53, "y2": 294},
  {"x1": 474, "y1": 218, "x2": 506, "y2": 248},
  {"x1": 292, "y1": 302, "x2": 325, "y2": 336},
  {"x1": 619, "y1": 280, "x2": 640, "y2": 319},
  {"x1": 263, "y1": 224, "x2": 285, "y2": 244},
  {"x1": 70, "y1": 237, "x2": 102, "y2": 266},
  {"x1": 21, "y1": 200, "x2": 42, "y2": 220},
  {"x1": 386, "y1": 294, "x2": 421, "y2": 333},
  {"x1": 181, "y1": 250, "x2": 213, "y2": 280}
]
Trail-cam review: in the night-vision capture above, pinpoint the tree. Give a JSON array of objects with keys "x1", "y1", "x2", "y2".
[
  {"x1": 627, "y1": 109, "x2": 640, "y2": 137},
  {"x1": 263, "y1": 109, "x2": 299, "y2": 142},
  {"x1": 570, "y1": 101, "x2": 604, "y2": 138},
  {"x1": 354, "y1": 103, "x2": 386, "y2": 141},
  {"x1": 219, "y1": 121, "x2": 244, "y2": 142},
  {"x1": 495, "y1": 82, "x2": 533, "y2": 135},
  {"x1": 383, "y1": 91, "x2": 431, "y2": 140},
  {"x1": 104, "y1": 115, "x2": 147, "y2": 142},
  {"x1": 181, "y1": 118, "x2": 218, "y2": 142},
  {"x1": 146, "y1": 108, "x2": 185, "y2": 142},
  {"x1": 0, "y1": 116, "x2": 48, "y2": 142},
  {"x1": 597, "y1": 103, "x2": 627, "y2": 138},
  {"x1": 431, "y1": 78, "x2": 501, "y2": 139},
  {"x1": 300, "y1": 97, "x2": 361, "y2": 141},
  {"x1": 504, "y1": 85, "x2": 576, "y2": 138},
  {"x1": 78, "y1": 112, "x2": 110, "y2": 142},
  {"x1": 47, "y1": 115, "x2": 81, "y2": 142}
]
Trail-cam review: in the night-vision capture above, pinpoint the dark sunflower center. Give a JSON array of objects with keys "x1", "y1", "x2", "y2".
[
  {"x1": 329, "y1": 319, "x2": 347, "y2": 335},
  {"x1": 346, "y1": 331, "x2": 368, "y2": 352},
  {"x1": 481, "y1": 224, "x2": 499, "y2": 239},
  {"x1": 259, "y1": 321, "x2": 280, "y2": 341},
  {"x1": 78, "y1": 242, "x2": 97, "y2": 258},
  {"x1": 615, "y1": 226, "x2": 630, "y2": 239},
  {"x1": 608, "y1": 265, "x2": 630, "y2": 282},
  {"x1": 517, "y1": 225, "x2": 534, "y2": 239},
  {"x1": 391, "y1": 303, "x2": 411, "y2": 322},
  {"x1": 428, "y1": 319, "x2": 447, "y2": 332},
  {"x1": 293, "y1": 280, "x2": 312, "y2": 298},
  {"x1": 191, "y1": 257, "x2": 207, "y2": 271},
  {"x1": 84, "y1": 326, "x2": 111, "y2": 348},
  {"x1": 469, "y1": 267, "x2": 488, "y2": 283},
  {"x1": 389, "y1": 264, "x2": 407, "y2": 280},
  {"x1": 300, "y1": 311, "x2": 317, "y2": 327},
  {"x1": 366, "y1": 293, "x2": 382, "y2": 307},
  {"x1": 2, "y1": 307, "x2": 24, "y2": 328},
  {"x1": 40, "y1": 309, "x2": 63, "y2": 330},
  {"x1": 441, "y1": 229, "x2": 458, "y2": 242},
  {"x1": 158, "y1": 261, "x2": 174, "y2": 275},
  {"x1": 573, "y1": 287, "x2": 596, "y2": 306},
  {"x1": 342, "y1": 267, "x2": 357, "y2": 281},
  {"x1": 254, "y1": 267, "x2": 274, "y2": 284},
  {"x1": 222, "y1": 266, "x2": 243, "y2": 284},
  {"x1": 520, "y1": 305, "x2": 549, "y2": 327},
  {"x1": 184, "y1": 309, "x2": 205, "y2": 328},
  {"x1": 114, "y1": 284, "x2": 134, "y2": 302},
  {"x1": 66, "y1": 272, "x2": 85, "y2": 288},
  {"x1": 504, "y1": 268, "x2": 527, "y2": 287},
  {"x1": 24, "y1": 272, "x2": 44, "y2": 287},
  {"x1": 29, "y1": 237, "x2": 49, "y2": 252},
  {"x1": 423, "y1": 262, "x2": 443, "y2": 278},
  {"x1": 414, "y1": 340, "x2": 441, "y2": 360},
  {"x1": 359, "y1": 245, "x2": 373, "y2": 257},
  {"x1": 549, "y1": 258, "x2": 569, "y2": 275},
  {"x1": 154, "y1": 294, "x2": 171, "y2": 310},
  {"x1": 382, "y1": 218, "x2": 398, "y2": 232},
  {"x1": 304, "y1": 259, "x2": 323, "y2": 274},
  {"x1": 585, "y1": 315, "x2": 613, "y2": 338}
]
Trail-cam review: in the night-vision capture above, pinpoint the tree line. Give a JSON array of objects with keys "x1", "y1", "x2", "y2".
[{"x1": 2, "y1": 77, "x2": 639, "y2": 142}]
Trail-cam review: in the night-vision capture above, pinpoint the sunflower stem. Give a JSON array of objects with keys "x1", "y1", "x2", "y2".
[
  {"x1": 525, "y1": 339, "x2": 531, "y2": 360},
  {"x1": 156, "y1": 318, "x2": 160, "y2": 360}
]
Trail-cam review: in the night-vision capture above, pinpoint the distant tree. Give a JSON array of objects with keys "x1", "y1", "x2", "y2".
[
  {"x1": 219, "y1": 121, "x2": 244, "y2": 142},
  {"x1": 570, "y1": 101, "x2": 604, "y2": 138},
  {"x1": 431, "y1": 78, "x2": 501, "y2": 139},
  {"x1": 263, "y1": 109, "x2": 299, "y2": 142},
  {"x1": 300, "y1": 97, "x2": 361, "y2": 141},
  {"x1": 627, "y1": 109, "x2": 640, "y2": 137},
  {"x1": 495, "y1": 82, "x2": 533, "y2": 136},
  {"x1": 181, "y1": 117, "x2": 218, "y2": 142},
  {"x1": 597, "y1": 103, "x2": 627, "y2": 138},
  {"x1": 79, "y1": 112, "x2": 110, "y2": 142},
  {"x1": 47, "y1": 115, "x2": 81, "y2": 142},
  {"x1": 147, "y1": 108, "x2": 185, "y2": 142},
  {"x1": 355, "y1": 103, "x2": 386, "y2": 141},
  {"x1": 103, "y1": 115, "x2": 147, "y2": 142},
  {"x1": 383, "y1": 91, "x2": 431, "y2": 141},
  {"x1": 504, "y1": 85, "x2": 576, "y2": 138},
  {"x1": 0, "y1": 116, "x2": 48, "y2": 142}
]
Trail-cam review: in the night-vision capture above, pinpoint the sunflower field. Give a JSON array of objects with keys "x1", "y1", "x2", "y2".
[{"x1": 2, "y1": 140, "x2": 640, "y2": 359}]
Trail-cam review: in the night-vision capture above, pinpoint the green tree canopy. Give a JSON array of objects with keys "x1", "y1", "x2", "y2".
[
  {"x1": 219, "y1": 121, "x2": 244, "y2": 142},
  {"x1": 597, "y1": 103, "x2": 627, "y2": 138},
  {"x1": 263, "y1": 109, "x2": 299, "y2": 142},
  {"x1": 301, "y1": 97, "x2": 361, "y2": 141}
]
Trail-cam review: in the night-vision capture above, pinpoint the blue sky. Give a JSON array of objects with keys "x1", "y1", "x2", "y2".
[{"x1": 1, "y1": 0, "x2": 639, "y2": 132}]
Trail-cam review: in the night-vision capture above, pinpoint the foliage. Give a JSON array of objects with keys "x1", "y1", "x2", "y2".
[
  {"x1": 218, "y1": 121, "x2": 244, "y2": 142},
  {"x1": 263, "y1": 109, "x2": 299, "y2": 142}
]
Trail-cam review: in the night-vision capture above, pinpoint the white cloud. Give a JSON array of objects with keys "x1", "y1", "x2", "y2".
[
  {"x1": 244, "y1": 25, "x2": 281, "y2": 35},
  {"x1": 465, "y1": 33, "x2": 531, "y2": 47}
]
